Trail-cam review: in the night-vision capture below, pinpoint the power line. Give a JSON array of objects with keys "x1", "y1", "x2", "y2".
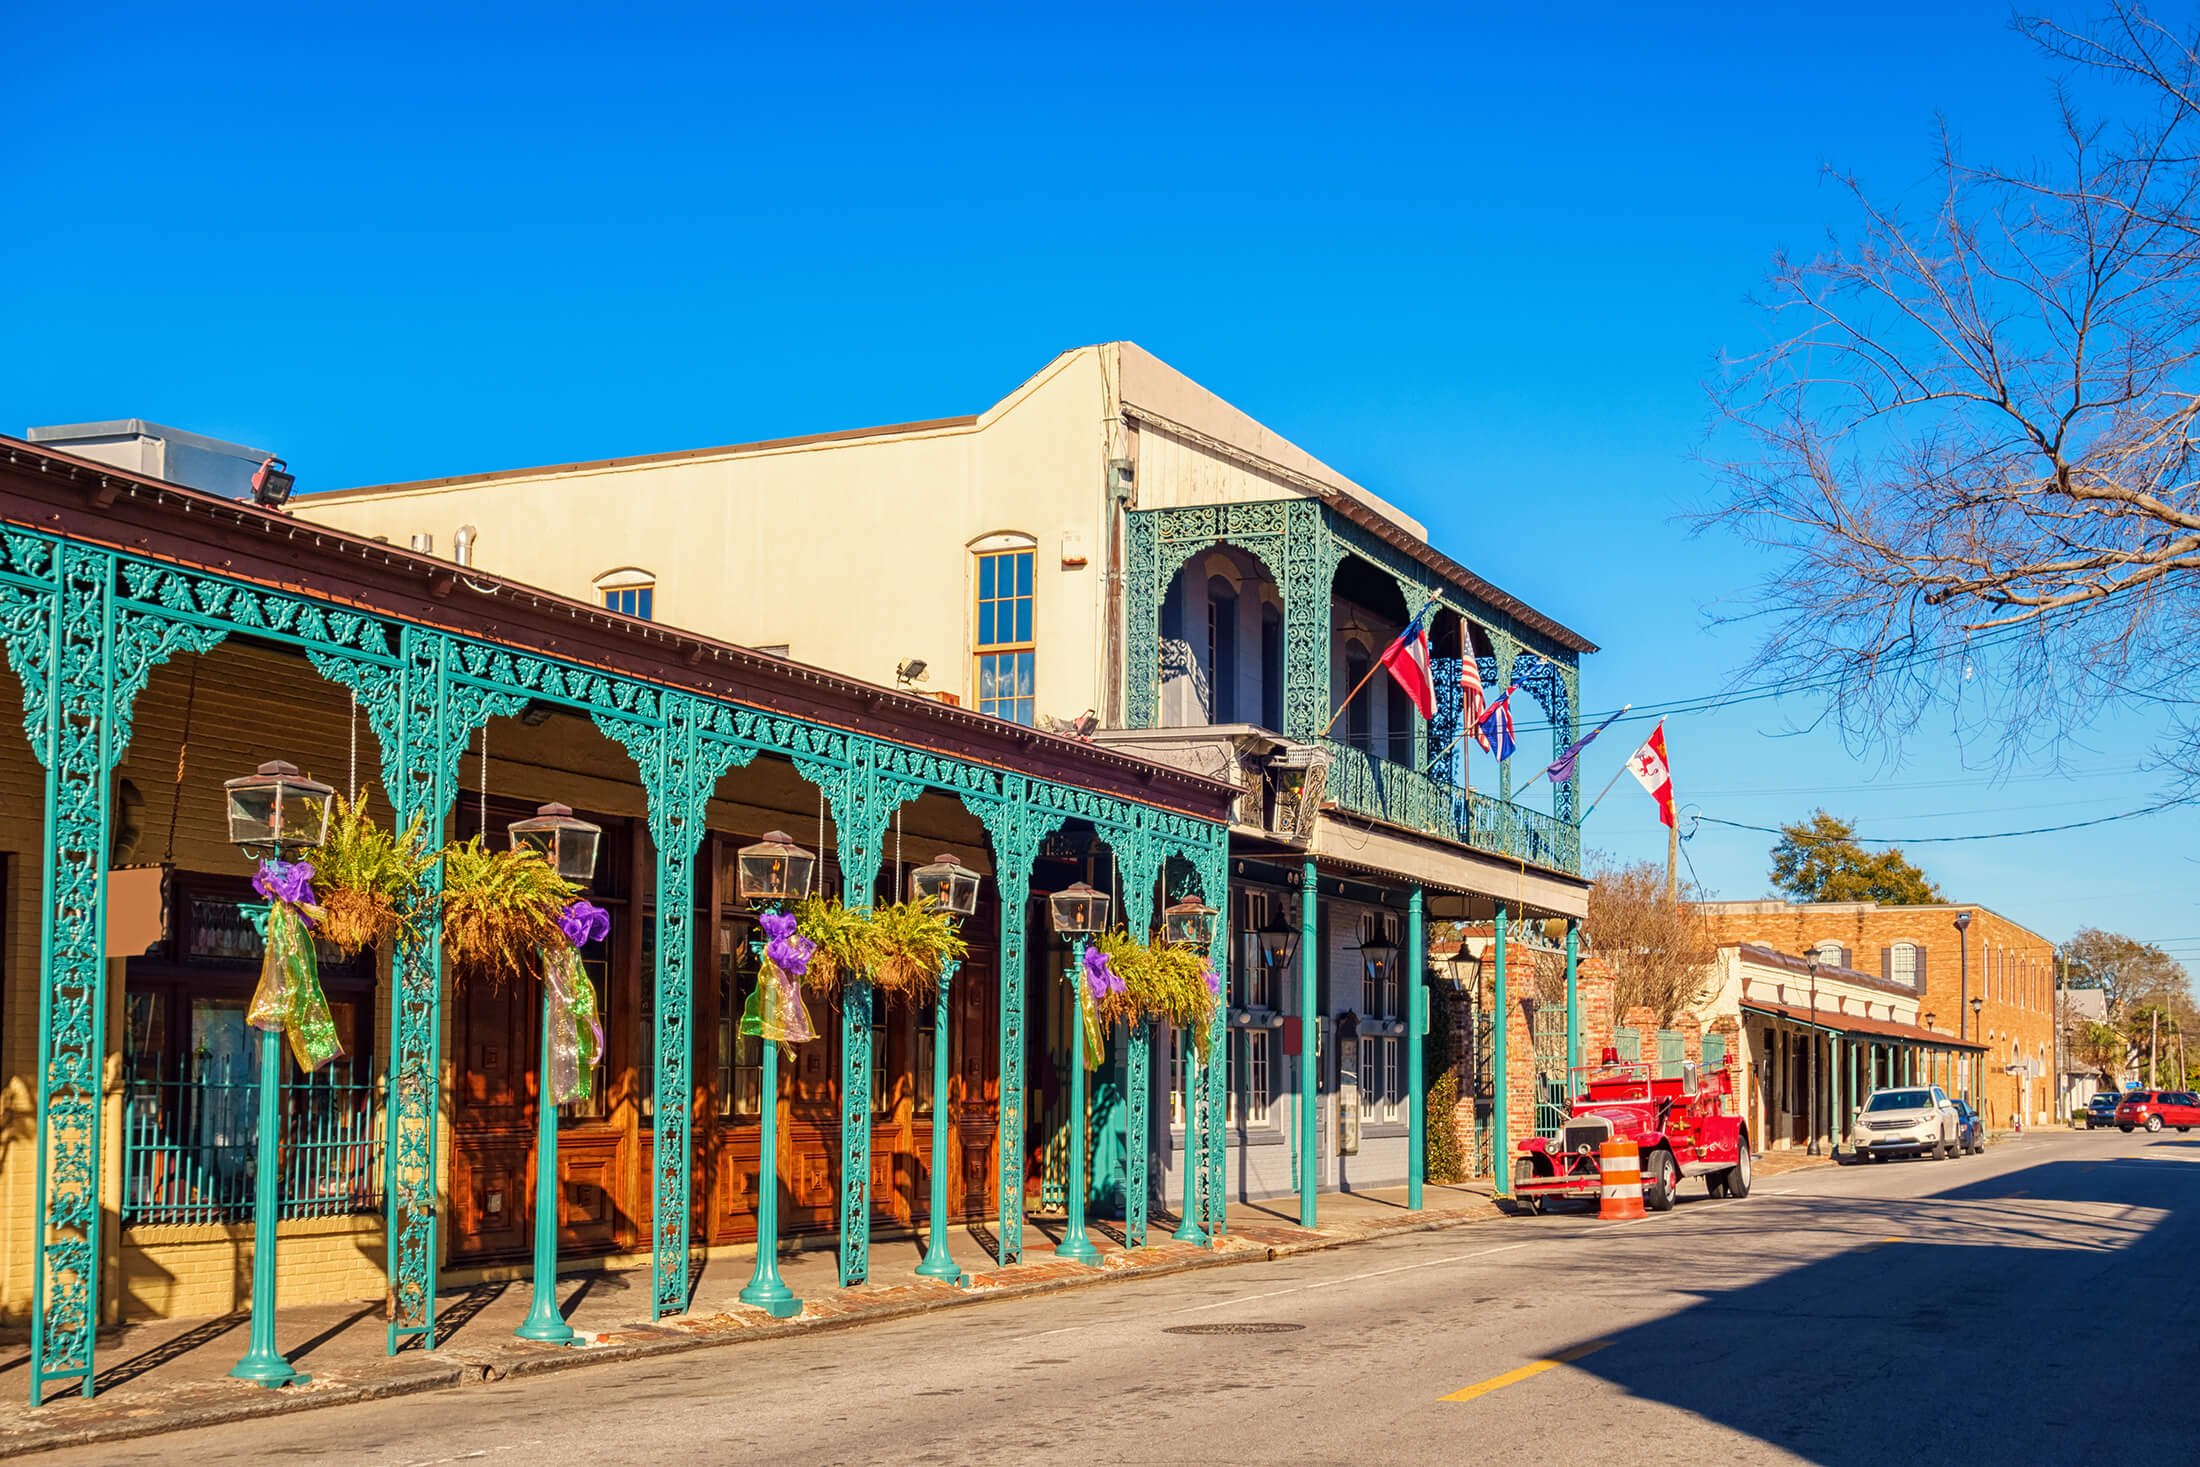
[{"x1": 1695, "y1": 794, "x2": 2199, "y2": 846}]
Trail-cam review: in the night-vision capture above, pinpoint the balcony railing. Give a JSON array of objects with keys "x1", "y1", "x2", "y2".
[
  {"x1": 1317, "y1": 738, "x2": 1580, "y2": 874},
  {"x1": 123, "y1": 1054, "x2": 384, "y2": 1227}
]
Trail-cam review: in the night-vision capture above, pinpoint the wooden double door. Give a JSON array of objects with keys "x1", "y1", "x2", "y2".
[{"x1": 447, "y1": 820, "x2": 1006, "y2": 1268}]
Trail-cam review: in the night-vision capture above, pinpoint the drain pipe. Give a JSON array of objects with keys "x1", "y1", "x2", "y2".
[{"x1": 453, "y1": 524, "x2": 478, "y2": 568}]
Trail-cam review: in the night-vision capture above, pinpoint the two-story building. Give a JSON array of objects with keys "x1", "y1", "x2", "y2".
[
  {"x1": 287, "y1": 342, "x2": 1598, "y2": 1217},
  {"x1": 1697, "y1": 900, "x2": 2059, "y2": 1129}
]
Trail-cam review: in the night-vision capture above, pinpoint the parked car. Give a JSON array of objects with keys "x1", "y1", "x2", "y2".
[
  {"x1": 1950, "y1": 1098, "x2": 1985, "y2": 1155},
  {"x1": 2086, "y1": 1092, "x2": 2124, "y2": 1129},
  {"x1": 1851, "y1": 1085, "x2": 1962, "y2": 1161},
  {"x1": 2116, "y1": 1090, "x2": 2200, "y2": 1133}
]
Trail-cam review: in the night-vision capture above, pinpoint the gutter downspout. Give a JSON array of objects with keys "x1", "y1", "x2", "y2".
[{"x1": 453, "y1": 524, "x2": 477, "y2": 568}]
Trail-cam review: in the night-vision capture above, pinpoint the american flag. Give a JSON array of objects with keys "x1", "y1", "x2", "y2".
[{"x1": 1462, "y1": 656, "x2": 1490, "y2": 751}]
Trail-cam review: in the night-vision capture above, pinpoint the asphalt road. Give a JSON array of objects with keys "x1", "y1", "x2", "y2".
[{"x1": 41, "y1": 1128, "x2": 2196, "y2": 1466}]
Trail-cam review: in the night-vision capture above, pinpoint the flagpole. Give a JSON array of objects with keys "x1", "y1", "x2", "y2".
[
  {"x1": 1430, "y1": 685, "x2": 1516, "y2": 766},
  {"x1": 1317, "y1": 592, "x2": 1442, "y2": 740},
  {"x1": 1516, "y1": 703, "x2": 1631, "y2": 798},
  {"x1": 1576, "y1": 760, "x2": 1633, "y2": 823}
]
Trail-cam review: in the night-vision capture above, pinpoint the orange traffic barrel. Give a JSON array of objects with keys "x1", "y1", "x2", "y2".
[{"x1": 1598, "y1": 1140, "x2": 1646, "y2": 1221}]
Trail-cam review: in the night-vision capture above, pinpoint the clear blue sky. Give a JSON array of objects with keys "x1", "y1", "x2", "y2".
[{"x1": 7, "y1": 4, "x2": 2191, "y2": 958}]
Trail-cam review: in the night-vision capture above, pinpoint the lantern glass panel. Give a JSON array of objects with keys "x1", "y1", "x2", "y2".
[
  {"x1": 223, "y1": 760, "x2": 333, "y2": 855},
  {"x1": 1255, "y1": 917, "x2": 1300, "y2": 970},
  {"x1": 1161, "y1": 897, "x2": 1217, "y2": 949},
  {"x1": 910, "y1": 854, "x2": 981, "y2": 917},
  {"x1": 736, "y1": 831, "x2": 816, "y2": 904},
  {"x1": 1048, "y1": 881, "x2": 1111, "y2": 936},
  {"x1": 1358, "y1": 939, "x2": 1400, "y2": 982},
  {"x1": 507, "y1": 802, "x2": 603, "y2": 886}
]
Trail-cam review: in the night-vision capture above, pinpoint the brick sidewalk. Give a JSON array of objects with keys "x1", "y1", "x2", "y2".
[{"x1": 0, "y1": 1182, "x2": 1497, "y2": 1459}]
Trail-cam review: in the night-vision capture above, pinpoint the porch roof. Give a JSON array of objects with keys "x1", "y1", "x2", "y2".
[
  {"x1": 1742, "y1": 999, "x2": 1985, "y2": 1052},
  {"x1": 0, "y1": 435, "x2": 1237, "y2": 824}
]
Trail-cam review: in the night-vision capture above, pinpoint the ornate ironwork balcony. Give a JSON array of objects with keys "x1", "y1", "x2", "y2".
[{"x1": 1316, "y1": 738, "x2": 1580, "y2": 874}]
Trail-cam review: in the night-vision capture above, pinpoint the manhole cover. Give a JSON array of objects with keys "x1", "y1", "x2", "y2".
[{"x1": 1162, "y1": 1322, "x2": 1305, "y2": 1336}]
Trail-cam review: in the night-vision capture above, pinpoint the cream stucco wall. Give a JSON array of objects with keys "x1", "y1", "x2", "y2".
[{"x1": 294, "y1": 344, "x2": 1437, "y2": 735}]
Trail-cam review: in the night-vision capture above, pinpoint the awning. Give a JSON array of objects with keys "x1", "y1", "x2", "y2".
[{"x1": 1743, "y1": 1000, "x2": 1985, "y2": 1052}]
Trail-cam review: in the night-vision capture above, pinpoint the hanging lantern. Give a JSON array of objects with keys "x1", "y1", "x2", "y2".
[
  {"x1": 223, "y1": 760, "x2": 333, "y2": 857},
  {"x1": 1254, "y1": 910, "x2": 1301, "y2": 970},
  {"x1": 736, "y1": 830, "x2": 816, "y2": 905},
  {"x1": 1356, "y1": 935, "x2": 1400, "y2": 985},
  {"x1": 507, "y1": 802, "x2": 603, "y2": 887},
  {"x1": 1160, "y1": 896, "x2": 1217, "y2": 949},
  {"x1": 909, "y1": 852, "x2": 981, "y2": 918},
  {"x1": 1047, "y1": 881, "x2": 1112, "y2": 937},
  {"x1": 1440, "y1": 937, "x2": 1482, "y2": 990}
]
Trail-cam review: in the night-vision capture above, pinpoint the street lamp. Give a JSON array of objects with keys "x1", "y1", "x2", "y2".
[
  {"x1": 1441, "y1": 936, "x2": 1484, "y2": 991},
  {"x1": 1254, "y1": 909, "x2": 1302, "y2": 973},
  {"x1": 910, "y1": 853, "x2": 981, "y2": 1284},
  {"x1": 508, "y1": 803, "x2": 602, "y2": 1346},
  {"x1": 1160, "y1": 896, "x2": 1218, "y2": 950},
  {"x1": 735, "y1": 830, "x2": 817, "y2": 1318},
  {"x1": 221, "y1": 759, "x2": 333, "y2": 1389},
  {"x1": 1954, "y1": 911, "x2": 1973, "y2": 1102},
  {"x1": 1047, "y1": 880, "x2": 1112, "y2": 1265}
]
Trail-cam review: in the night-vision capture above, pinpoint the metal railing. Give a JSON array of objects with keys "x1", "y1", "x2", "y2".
[
  {"x1": 1317, "y1": 738, "x2": 1581, "y2": 874},
  {"x1": 123, "y1": 1054, "x2": 384, "y2": 1226}
]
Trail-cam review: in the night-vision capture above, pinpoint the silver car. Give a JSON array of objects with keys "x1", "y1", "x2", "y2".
[{"x1": 1850, "y1": 1085, "x2": 1962, "y2": 1161}]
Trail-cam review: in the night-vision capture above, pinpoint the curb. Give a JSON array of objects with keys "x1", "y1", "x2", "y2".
[{"x1": 0, "y1": 1206, "x2": 1496, "y2": 1459}]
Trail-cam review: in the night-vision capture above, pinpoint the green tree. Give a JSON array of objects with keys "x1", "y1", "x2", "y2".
[
  {"x1": 1768, "y1": 811, "x2": 1943, "y2": 905},
  {"x1": 2064, "y1": 928, "x2": 2191, "y2": 1018}
]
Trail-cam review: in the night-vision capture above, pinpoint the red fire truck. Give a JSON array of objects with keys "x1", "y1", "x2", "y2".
[{"x1": 1511, "y1": 1052, "x2": 1752, "y2": 1213}]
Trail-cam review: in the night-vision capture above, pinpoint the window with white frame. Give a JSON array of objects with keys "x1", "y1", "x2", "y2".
[
  {"x1": 1812, "y1": 940, "x2": 1844, "y2": 966},
  {"x1": 973, "y1": 539, "x2": 1035, "y2": 725},
  {"x1": 1244, "y1": 1030, "x2": 1272, "y2": 1125},
  {"x1": 595, "y1": 567, "x2": 656, "y2": 621},
  {"x1": 1890, "y1": 941, "x2": 1919, "y2": 989},
  {"x1": 1242, "y1": 889, "x2": 1279, "y2": 1010}
]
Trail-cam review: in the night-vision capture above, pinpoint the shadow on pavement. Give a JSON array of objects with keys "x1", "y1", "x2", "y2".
[{"x1": 1552, "y1": 1151, "x2": 2198, "y2": 1465}]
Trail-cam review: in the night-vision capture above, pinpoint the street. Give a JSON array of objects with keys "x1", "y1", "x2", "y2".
[{"x1": 37, "y1": 1127, "x2": 2192, "y2": 1467}]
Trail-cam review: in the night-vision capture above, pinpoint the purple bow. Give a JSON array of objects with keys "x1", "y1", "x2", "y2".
[
  {"x1": 1082, "y1": 942, "x2": 1124, "y2": 998},
  {"x1": 559, "y1": 898, "x2": 610, "y2": 948},
  {"x1": 1202, "y1": 962, "x2": 1222, "y2": 998},
  {"x1": 761, "y1": 908, "x2": 815, "y2": 978},
  {"x1": 253, "y1": 858, "x2": 318, "y2": 913}
]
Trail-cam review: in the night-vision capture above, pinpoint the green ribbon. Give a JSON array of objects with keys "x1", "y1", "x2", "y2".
[{"x1": 248, "y1": 900, "x2": 343, "y2": 1072}]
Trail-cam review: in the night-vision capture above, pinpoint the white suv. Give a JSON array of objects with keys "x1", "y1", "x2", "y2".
[{"x1": 1850, "y1": 1085, "x2": 1961, "y2": 1161}]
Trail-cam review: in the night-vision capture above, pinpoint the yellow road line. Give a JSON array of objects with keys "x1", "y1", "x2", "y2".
[{"x1": 1441, "y1": 1339, "x2": 1613, "y2": 1403}]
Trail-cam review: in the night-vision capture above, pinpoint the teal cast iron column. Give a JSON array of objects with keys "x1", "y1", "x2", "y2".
[
  {"x1": 1056, "y1": 939, "x2": 1101, "y2": 1265},
  {"x1": 1492, "y1": 904, "x2": 1511, "y2": 1198},
  {"x1": 1407, "y1": 887, "x2": 1425, "y2": 1210},
  {"x1": 230, "y1": 1021, "x2": 306, "y2": 1387},
  {"x1": 1298, "y1": 859, "x2": 1318, "y2": 1229},
  {"x1": 1849, "y1": 1042, "x2": 1860, "y2": 1145},
  {"x1": 916, "y1": 959, "x2": 965, "y2": 1284},
  {"x1": 740, "y1": 1036, "x2": 800, "y2": 1317},
  {"x1": 516, "y1": 988, "x2": 576, "y2": 1343},
  {"x1": 1564, "y1": 919, "x2": 1581, "y2": 1074},
  {"x1": 1172, "y1": 1031, "x2": 1206, "y2": 1244}
]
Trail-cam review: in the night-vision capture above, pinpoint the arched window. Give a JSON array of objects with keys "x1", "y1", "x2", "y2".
[
  {"x1": 594, "y1": 567, "x2": 656, "y2": 621},
  {"x1": 1385, "y1": 664, "x2": 1412, "y2": 764},
  {"x1": 1812, "y1": 940, "x2": 1845, "y2": 967},
  {"x1": 972, "y1": 534, "x2": 1036, "y2": 725}
]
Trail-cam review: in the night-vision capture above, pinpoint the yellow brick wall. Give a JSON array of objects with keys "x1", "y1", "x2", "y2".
[
  {"x1": 122, "y1": 1217, "x2": 387, "y2": 1319},
  {"x1": 1700, "y1": 901, "x2": 2059, "y2": 1127},
  {"x1": 0, "y1": 662, "x2": 49, "y2": 1329}
]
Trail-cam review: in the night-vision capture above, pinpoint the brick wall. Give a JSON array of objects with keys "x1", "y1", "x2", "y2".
[{"x1": 1700, "y1": 902, "x2": 2058, "y2": 1126}]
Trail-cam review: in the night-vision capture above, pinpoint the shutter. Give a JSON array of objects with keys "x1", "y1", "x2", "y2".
[
  {"x1": 1657, "y1": 1029, "x2": 1684, "y2": 1079},
  {"x1": 1916, "y1": 948, "x2": 1929, "y2": 993},
  {"x1": 1616, "y1": 1027, "x2": 1640, "y2": 1063},
  {"x1": 1881, "y1": 947, "x2": 1892, "y2": 983},
  {"x1": 1841, "y1": 946, "x2": 1854, "y2": 971},
  {"x1": 1701, "y1": 1033, "x2": 1727, "y2": 1072}
]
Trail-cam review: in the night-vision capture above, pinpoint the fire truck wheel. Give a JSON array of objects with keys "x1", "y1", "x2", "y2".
[
  {"x1": 1511, "y1": 1158, "x2": 1545, "y2": 1214},
  {"x1": 1715, "y1": 1142, "x2": 1753, "y2": 1199},
  {"x1": 1643, "y1": 1148, "x2": 1679, "y2": 1212}
]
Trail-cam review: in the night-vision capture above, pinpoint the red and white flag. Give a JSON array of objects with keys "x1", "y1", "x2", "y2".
[
  {"x1": 1377, "y1": 608, "x2": 1437, "y2": 720},
  {"x1": 1461, "y1": 655, "x2": 1489, "y2": 751},
  {"x1": 1626, "y1": 721, "x2": 1676, "y2": 829}
]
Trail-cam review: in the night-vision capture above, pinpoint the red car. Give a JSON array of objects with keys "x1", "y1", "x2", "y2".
[{"x1": 2116, "y1": 1090, "x2": 2200, "y2": 1132}]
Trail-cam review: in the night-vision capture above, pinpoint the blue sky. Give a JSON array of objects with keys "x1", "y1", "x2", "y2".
[{"x1": 6, "y1": 4, "x2": 2191, "y2": 957}]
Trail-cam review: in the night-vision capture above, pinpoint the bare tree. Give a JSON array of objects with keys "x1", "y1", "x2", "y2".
[
  {"x1": 1585, "y1": 859, "x2": 1716, "y2": 1025},
  {"x1": 1708, "y1": 2, "x2": 2200, "y2": 770}
]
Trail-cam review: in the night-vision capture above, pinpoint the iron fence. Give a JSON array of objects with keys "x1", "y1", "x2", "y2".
[{"x1": 123, "y1": 1053, "x2": 384, "y2": 1226}]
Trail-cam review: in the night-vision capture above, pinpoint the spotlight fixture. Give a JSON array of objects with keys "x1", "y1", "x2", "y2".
[
  {"x1": 896, "y1": 657, "x2": 929, "y2": 687},
  {"x1": 249, "y1": 456, "x2": 296, "y2": 510}
]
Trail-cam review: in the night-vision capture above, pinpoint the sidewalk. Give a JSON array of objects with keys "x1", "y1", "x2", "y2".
[{"x1": 0, "y1": 1181, "x2": 1497, "y2": 1458}]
